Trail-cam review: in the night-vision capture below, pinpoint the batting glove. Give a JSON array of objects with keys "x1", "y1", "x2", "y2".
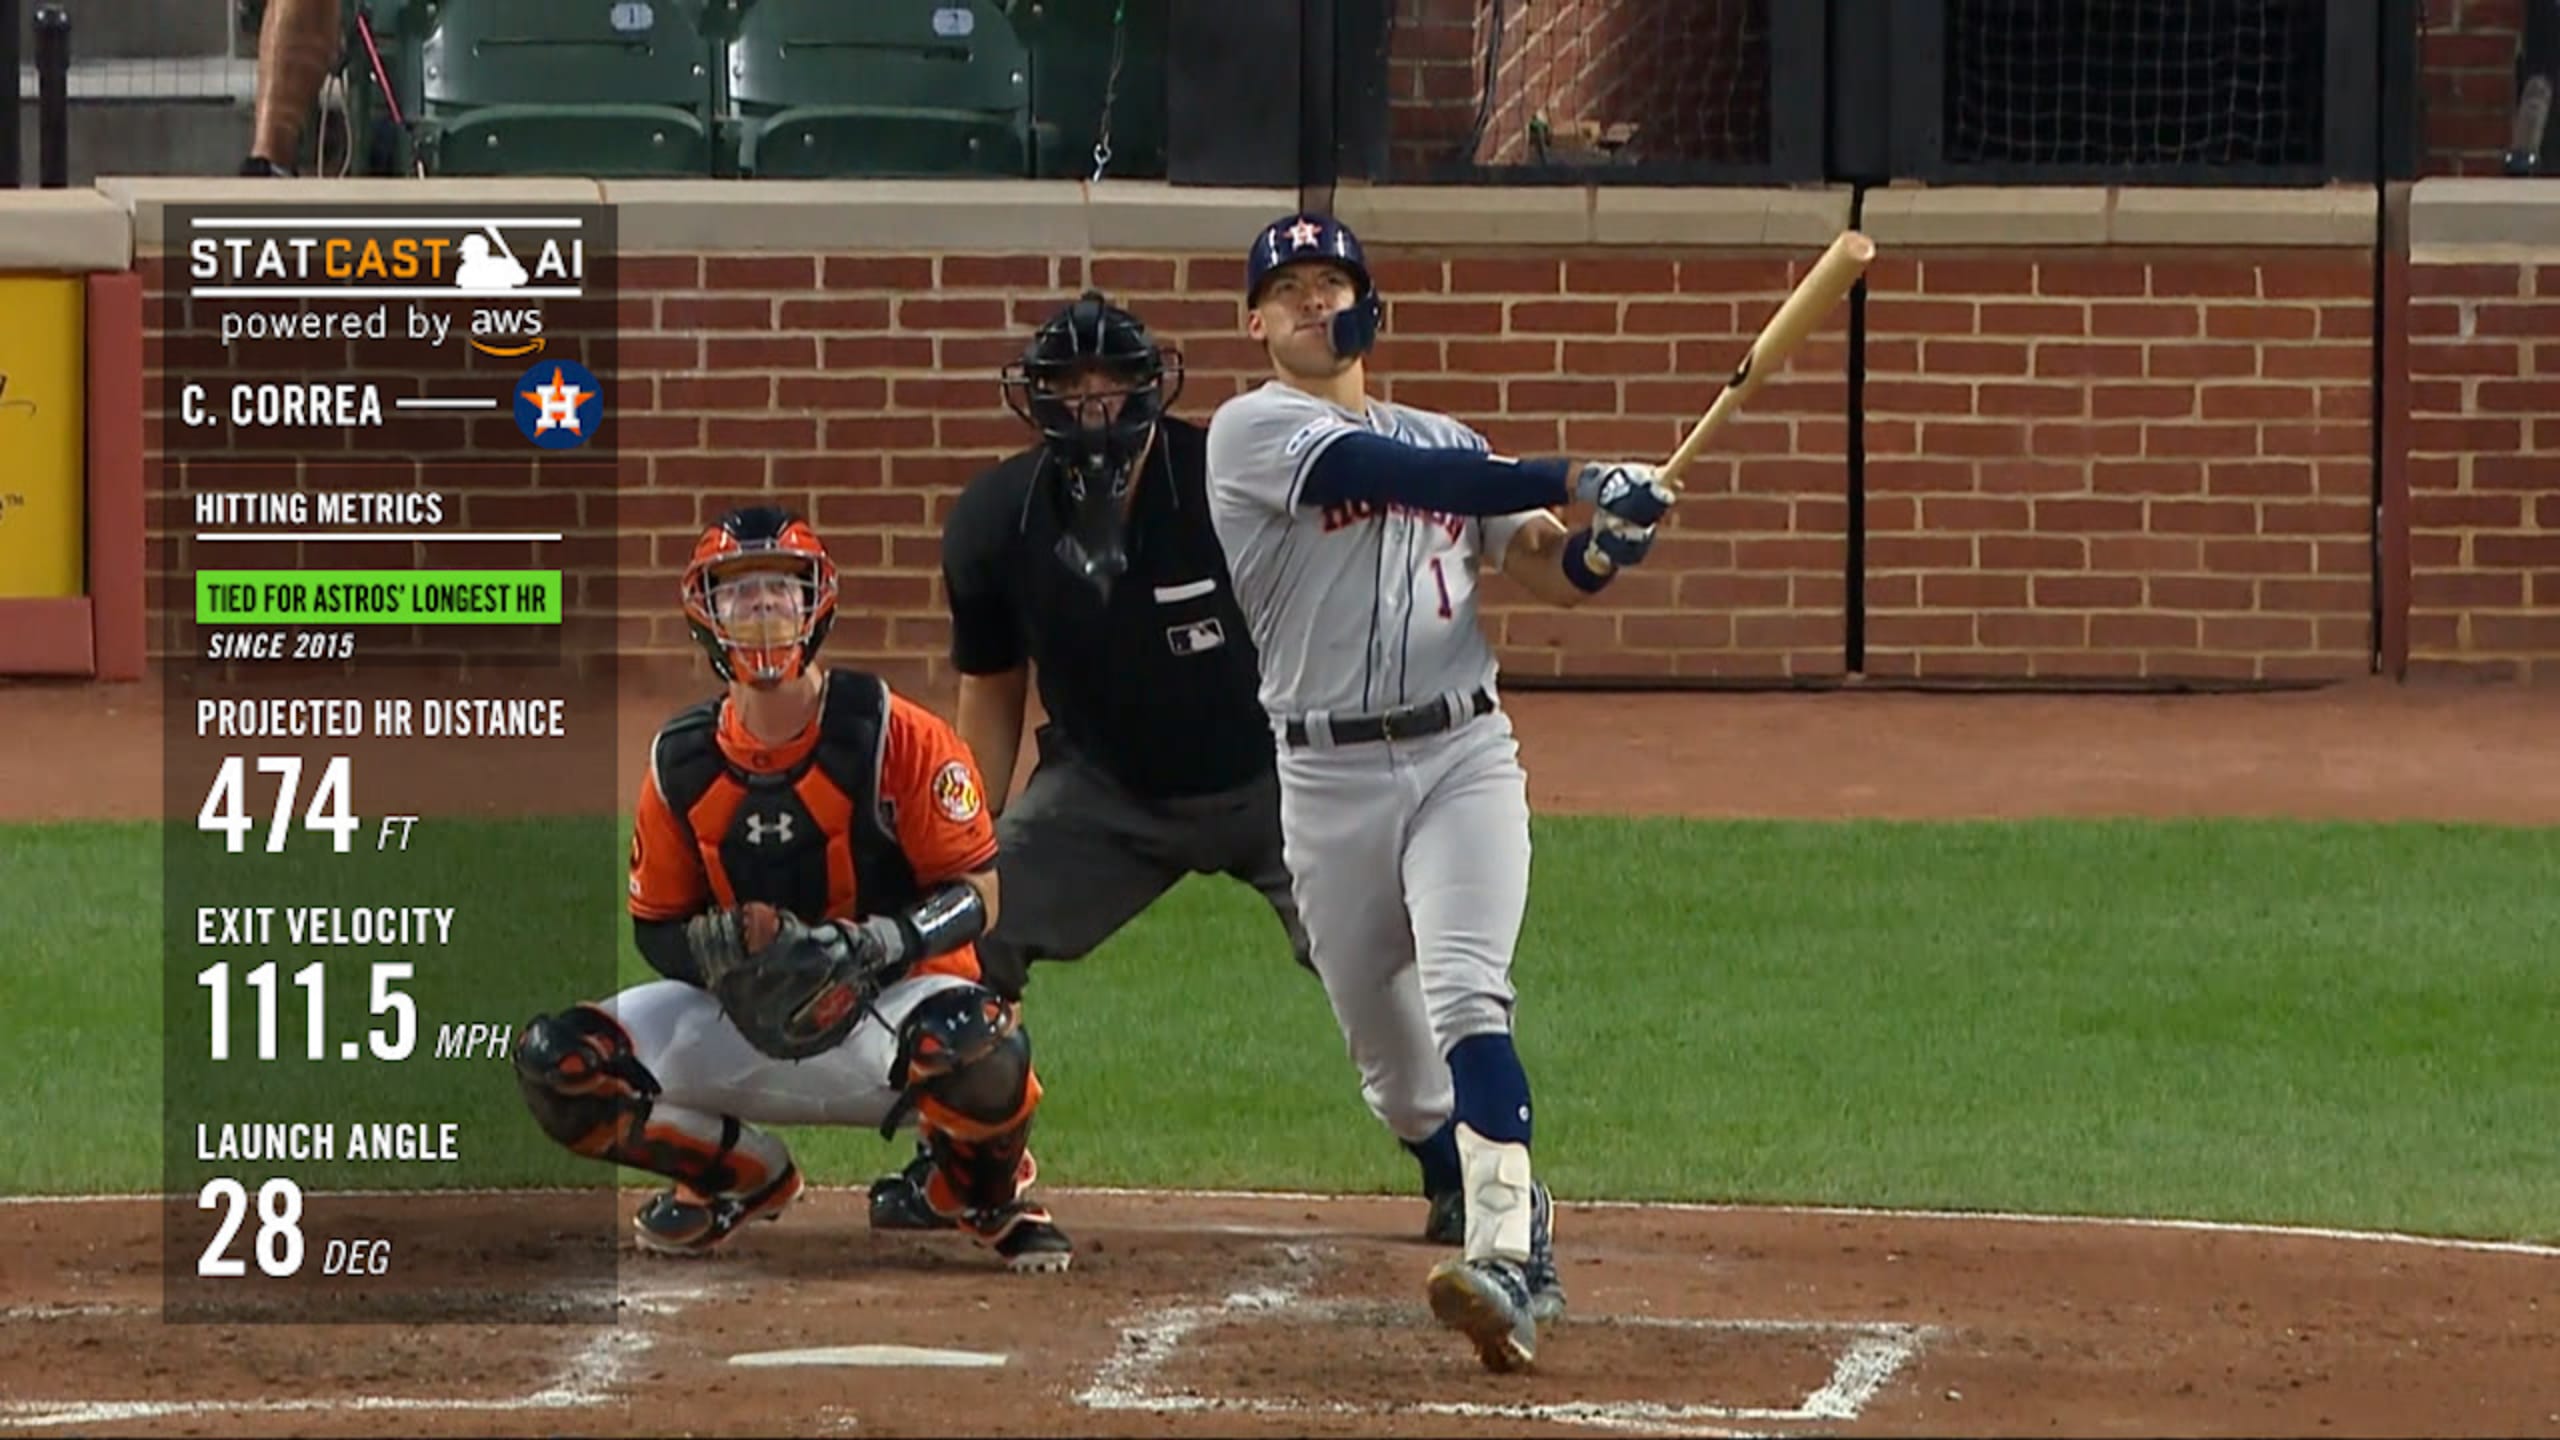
[
  {"x1": 1573, "y1": 462, "x2": 1675, "y2": 527},
  {"x1": 1590, "y1": 513, "x2": 1657, "y2": 570}
]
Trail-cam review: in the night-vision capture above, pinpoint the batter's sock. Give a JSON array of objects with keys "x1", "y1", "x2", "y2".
[
  {"x1": 1402, "y1": 1120, "x2": 1463, "y2": 1196},
  {"x1": 1447, "y1": 1033, "x2": 1533, "y2": 1147}
]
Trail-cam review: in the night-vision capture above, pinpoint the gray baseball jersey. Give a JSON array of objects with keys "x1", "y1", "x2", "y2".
[
  {"x1": 1204, "y1": 381, "x2": 1544, "y2": 720},
  {"x1": 1203, "y1": 375, "x2": 1548, "y2": 1279}
]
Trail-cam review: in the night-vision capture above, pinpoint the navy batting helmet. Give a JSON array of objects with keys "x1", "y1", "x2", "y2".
[{"x1": 1245, "y1": 212, "x2": 1383, "y2": 358}]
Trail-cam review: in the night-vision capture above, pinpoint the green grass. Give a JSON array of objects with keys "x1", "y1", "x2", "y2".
[{"x1": 7, "y1": 816, "x2": 2554, "y2": 1243}]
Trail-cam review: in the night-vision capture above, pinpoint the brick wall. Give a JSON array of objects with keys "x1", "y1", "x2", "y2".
[
  {"x1": 1863, "y1": 249, "x2": 2376, "y2": 683},
  {"x1": 1387, "y1": 0, "x2": 1767, "y2": 172},
  {"x1": 1385, "y1": 0, "x2": 1482, "y2": 177},
  {"x1": 521, "y1": 245, "x2": 1843, "y2": 692},
  {"x1": 2405, "y1": 259, "x2": 2560, "y2": 682},
  {"x1": 114, "y1": 182, "x2": 2560, "y2": 695},
  {"x1": 2423, "y1": 0, "x2": 2527, "y2": 176},
  {"x1": 123, "y1": 242, "x2": 2395, "y2": 691}
]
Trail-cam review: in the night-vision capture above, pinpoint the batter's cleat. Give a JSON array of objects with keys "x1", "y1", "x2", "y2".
[
  {"x1": 1423, "y1": 1188, "x2": 1465, "y2": 1246},
  {"x1": 1427, "y1": 1255, "x2": 1540, "y2": 1373},
  {"x1": 633, "y1": 1163, "x2": 804, "y2": 1257},
  {"x1": 1524, "y1": 1182, "x2": 1566, "y2": 1323},
  {"x1": 971, "y1": 1202, "x2": 1074, "y2": 1274},
  {"x1": 866, "y1": 1146, "x2": 1041, "y2": 1232}
]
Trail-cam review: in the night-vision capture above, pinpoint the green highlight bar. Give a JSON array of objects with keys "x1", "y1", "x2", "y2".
[{"x1": 197, "y1": 570, "x2": 563, "y2": 624}]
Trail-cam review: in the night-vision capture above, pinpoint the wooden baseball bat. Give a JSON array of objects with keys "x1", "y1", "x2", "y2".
[
  {"x1": 1578, "y1": 229, "x2": 1876, "y2": 576},
  {"x1": 1659, "y1": 228, "x2": 1877, "y2": 492}
]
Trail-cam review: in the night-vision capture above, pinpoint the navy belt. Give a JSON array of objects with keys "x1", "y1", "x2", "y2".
[{"x1": 1284, "y1": 689, "x2": 1493, "y2": 749}]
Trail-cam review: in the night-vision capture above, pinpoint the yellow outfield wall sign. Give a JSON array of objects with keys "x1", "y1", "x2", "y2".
[{"x1": 0, "y1": 276, "x2": 86, "y2": 599}]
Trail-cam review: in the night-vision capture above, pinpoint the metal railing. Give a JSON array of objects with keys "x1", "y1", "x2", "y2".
[
  {"x1": 1, "y1": 0, "x2": 74, "y2": 188},
  {"x1": 2508, "y1": 0, "x2": 2559, "y2": 174}
]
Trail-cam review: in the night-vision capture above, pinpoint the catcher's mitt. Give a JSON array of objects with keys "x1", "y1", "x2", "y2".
[{"x1": 686, "y1": 903, "x2": 883, "y2": 1061}]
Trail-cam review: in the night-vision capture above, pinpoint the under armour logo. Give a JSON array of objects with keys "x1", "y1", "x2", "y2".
[{"x1": 743, "y1": 813, "x2": 794, "y2": 846}]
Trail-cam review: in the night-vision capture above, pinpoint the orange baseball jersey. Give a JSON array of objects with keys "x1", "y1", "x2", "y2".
[{"x1": 628, "y1": 670, "x2": 997, "y2": 980}]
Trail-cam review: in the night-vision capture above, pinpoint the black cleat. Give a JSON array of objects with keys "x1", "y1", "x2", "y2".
[
  {"x1": 867, "y1": 1144, "x2": 1041, "y2": 1233},
  {"x1": 976, "y1": 1203, "x2": 1073, "y2": 1274},
  {"x1": 866, "y1": 1148, "x2": 956, "y2": 1232},
  {"x1": 1423, "y1": 1188, "x2": 1465, "y2": 1246},
  {"x1": 632, "y1": 1164, "x2": 803, "y2": 1257}
]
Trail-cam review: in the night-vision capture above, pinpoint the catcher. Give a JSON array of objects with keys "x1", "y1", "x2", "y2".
[{"x1": 509, "y1": 505, "x2": 1071, "y2": 1271}]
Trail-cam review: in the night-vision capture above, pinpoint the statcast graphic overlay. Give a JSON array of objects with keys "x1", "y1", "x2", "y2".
[{"x1": 158, "y1": 205, "x2": 624, "y2": 1324}]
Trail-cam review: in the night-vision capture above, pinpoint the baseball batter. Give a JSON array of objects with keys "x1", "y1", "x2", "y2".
[{"x1": 1204, "y1": 213, "x2": 1675, "y2": 1372}]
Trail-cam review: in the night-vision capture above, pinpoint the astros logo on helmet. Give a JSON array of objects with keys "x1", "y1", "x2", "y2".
[{"x1": 1246, "y1": 212, "x2": 1384, "y2": 359}]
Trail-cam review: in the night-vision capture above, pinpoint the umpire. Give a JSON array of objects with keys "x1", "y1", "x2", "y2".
[{"x1": 866, "y1": 292, "x2": 1464, "y2": 1242}]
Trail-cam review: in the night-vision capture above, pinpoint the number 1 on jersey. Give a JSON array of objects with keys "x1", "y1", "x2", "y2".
[{"x1": 1428, "y1": 557, "x2": 1453, "y2": 620}]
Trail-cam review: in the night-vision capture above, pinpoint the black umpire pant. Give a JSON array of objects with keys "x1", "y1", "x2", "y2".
[{"x1": 972, "y1": 731, "x2": 1312, "y2": 1000}]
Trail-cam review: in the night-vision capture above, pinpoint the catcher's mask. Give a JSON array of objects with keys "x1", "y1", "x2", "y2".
[
  {"x1": 1000, "y1": 291, "x2": 1183, "y2": 597},
  {"x1": 681, "y1": 506, "x2": 840, "y2": 687}
]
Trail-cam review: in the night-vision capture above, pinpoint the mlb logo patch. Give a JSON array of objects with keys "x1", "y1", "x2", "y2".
[{"x1": 1166, "y1": 618, "x2": 1226, "y2": 656}]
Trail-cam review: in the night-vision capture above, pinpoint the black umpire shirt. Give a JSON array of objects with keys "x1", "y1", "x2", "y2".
[{"x1": 941, "y1": 417, "x2": 1275, "y2": 799}]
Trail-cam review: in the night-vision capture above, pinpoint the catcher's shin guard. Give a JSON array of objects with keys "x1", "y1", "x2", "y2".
[
  {"x1": 891, "y1": 985, "x2": 1072, "y2": 1272},
  {"x1": 512, "y1": 1006, "x2": 792, "y2": 1208}
]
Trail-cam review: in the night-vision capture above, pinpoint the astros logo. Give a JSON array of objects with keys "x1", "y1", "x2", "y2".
[
  {"x1": 1286, "y1": 218, "x2": 1324, "y2": 249},
  {"x1": 932, "y1": 760, "x2": 983, "y2": 822},
  {"x1": 515, "y1": 359, "x2": 603, "y2": 449}
]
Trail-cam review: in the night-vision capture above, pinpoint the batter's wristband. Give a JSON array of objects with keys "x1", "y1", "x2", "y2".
[{"x1": 1562, "y1": 528, "x2": 1615, "y2": 594}]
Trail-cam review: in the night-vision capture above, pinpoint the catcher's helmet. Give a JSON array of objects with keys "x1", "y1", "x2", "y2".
[
  {"x1": 680, "y1": 505, "x2": 839, "y2": 686},
  {"x1": 1245, "y1": 212, "x2": 1382, "y2": 357}
]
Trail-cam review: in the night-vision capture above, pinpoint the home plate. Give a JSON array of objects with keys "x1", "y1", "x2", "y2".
[{"x1": 729, "y1": 1345, "x2": 1008, "y2": 1369}]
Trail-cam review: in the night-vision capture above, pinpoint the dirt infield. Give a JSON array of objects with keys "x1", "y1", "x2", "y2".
[
  {"x1": 3, "y1": 1188, "x2": 2556, "y2": 1438},
  {"x1": 3, "y1": 675, "x2": 2556, "y2": 1437}
]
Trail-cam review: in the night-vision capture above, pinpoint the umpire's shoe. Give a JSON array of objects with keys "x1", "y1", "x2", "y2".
[
  {"x1": 867, "y1": 1144, "x2": 1041, "y2": 1231},
  {"x1": 633, "y1": 1163, "x2": 804, "y2": 1257},
  {"x1": 1427, "y1": 1254, "x2": 1541, "y2": 1373}
]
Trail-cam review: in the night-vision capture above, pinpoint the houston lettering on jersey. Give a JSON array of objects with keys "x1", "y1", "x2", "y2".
[{"x1": 1319, "y1": 497, "x2": 1467, "y2": 542}]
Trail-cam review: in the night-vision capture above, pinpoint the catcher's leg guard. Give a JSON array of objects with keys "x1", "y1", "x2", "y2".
[
  {"x1": 512, "y1": 1005, "x2": 799, "y2": 1255},
  {"x1": 889, "y1": 985, "x2": 1071, "y2": 1273}
]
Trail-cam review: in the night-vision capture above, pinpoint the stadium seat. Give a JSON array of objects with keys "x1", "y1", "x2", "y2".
[
  {"x1": 721, "y1": 0, "x2": 1032, "y2": 178},
  {"x1": 406, "y1": 0, "x2": 717, "y2": 177}
]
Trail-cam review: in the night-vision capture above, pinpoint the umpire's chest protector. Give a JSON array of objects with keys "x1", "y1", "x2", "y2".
[{"x1": 652, "y1": 671, "x2": 925, "y2": 926}]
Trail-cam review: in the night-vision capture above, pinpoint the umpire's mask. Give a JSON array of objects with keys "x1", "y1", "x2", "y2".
[{"x1": 1002, "y1": 292, "x2": 1184, "y2": 598}]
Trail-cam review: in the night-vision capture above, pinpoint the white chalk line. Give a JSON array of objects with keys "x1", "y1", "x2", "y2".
[
  {"x1": 0, "y1": 1303, "x2": 128, "y2": 1321},
  {"x1": 4, "y1": 1184, "x2": 2549, "y2": 1261},
  {"x1": 0, "y1": 1273, "x2": 715, "y2": 1431},
  {"x1": 1060, "y1": 1185, "x2": 2560, "y2": 1260},
  {"x1": 1075, "y1": 1242, "x2": 1930, "y2": 1437}
]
